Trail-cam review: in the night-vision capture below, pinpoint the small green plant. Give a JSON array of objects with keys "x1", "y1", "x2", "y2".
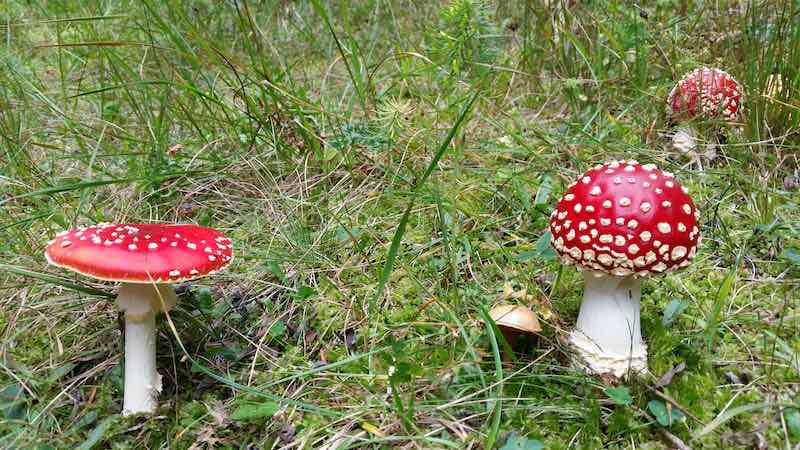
[{"x1": 428, "y1": 0, "x2": 503, "y2": 78}]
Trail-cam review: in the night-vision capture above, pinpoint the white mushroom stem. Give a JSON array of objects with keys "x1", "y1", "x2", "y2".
[
  {"x1": 568, "y1": 272, "x2": 647, "y2": 378},
  {"x1": 671, "y1": 126, "x2": 697, "y2": 154},
  {"x1": 117, "y1": 283, "x2": 176, "y2": 416}
]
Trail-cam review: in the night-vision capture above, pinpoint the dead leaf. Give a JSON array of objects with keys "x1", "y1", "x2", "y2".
[
  {"x1": 278, "y1": 423, "x2": 296, "y2": 443},
  {"x1": 655, "y1": 362, "x2": 686, "y2": 388},
  {"x1": 205, "y1": 399, "x2": 229, "y2": 426},
  {"x1": 361, "y1": 421, "x2": 384, "y2": 437},
  {"x1": 189, "y1": 424, "x2": 221, "y2": 450},
  {"x1": 304, "y1": 329, "x2": 318, "y2": 347},
  {"x1": 168, "y1": 144, "x2": 184, "y2": 156}
]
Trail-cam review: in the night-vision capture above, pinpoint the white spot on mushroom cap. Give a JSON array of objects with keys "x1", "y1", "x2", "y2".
[
  {"x1": 619, "y1": 197, "x2": 631, "y2": 206},
  {"x1": 597, "y1": 254, "x2": 613, "y2": 265},
  {"x1": 657, "y1": 222, "x2": 672, "y2": 234},
  {"x1": 671, "y1": 246, "x2": 687, "y2": 261},
  {"x1": 148, "y1": 243, "x2": 158, "y2": 250},
  {"x1": 590, "y1": 186, "x2": 601, "y2": 195},
  {"x1": 640, "y1": 202, "x2": 652, "y2": 213}
]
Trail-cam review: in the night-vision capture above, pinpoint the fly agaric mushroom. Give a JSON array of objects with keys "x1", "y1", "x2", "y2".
[
  {"x1": 549, "y1": 161, "x2": 699, "y2": 377},
  {"x1": 45, "y1": 223, "x2": 233, "y2": 415},
  {"x1": 488, "y1": 304, "x2": 541, "y2": 359},
  {"x1": 665, "y1": 67, "x2": 742, "y2": 160}
]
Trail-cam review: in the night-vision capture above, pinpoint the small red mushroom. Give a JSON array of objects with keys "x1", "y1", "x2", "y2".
[
  {"x1": 666, "y1": 67, "x2": 742, "y2": 122},
  {"x1": 45, "y1": 223, "x2": 233, "y2": 415},
  {"x1": 665, "y1": 67, "x2": 743, "y2": 160},
  {"x1": 549, "y1": 160, "x2": 699, "y2": 377}
]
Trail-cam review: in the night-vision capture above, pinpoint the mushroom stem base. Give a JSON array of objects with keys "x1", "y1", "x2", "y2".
[
  {"x1": 568, "y1": 272, "x2": 648, "y2": 378},
  {"x1": 117, "y1": 283, "x2": 176, "y2": 416}
]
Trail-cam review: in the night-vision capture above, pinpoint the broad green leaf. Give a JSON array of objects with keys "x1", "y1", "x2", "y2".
[
  {"x1": 782, "y1": 248, "x2": 800, "y2": 266},
  {"x1": 515, "y1": 232, "x2": 556, "y2": 262},
  {"x1": 648, "y1": 400, "x2": 685, "y2": 427},
  {"x1": 534, "y1": 175, "x2": 552, "y2": 207},
  {"x1": 662, "y1": 299, "x2": 689, "y2": 327},
  {"x1": 230, "y1": 401, "x2": 279, "y2": 422},
  {"x1": 295, "y1": 286, "x2": 316, "y2": 300},
  {"x1": 77, "y1": 416, "x2": 116, "y2": 450},
  {"x1": 604, "y1": 386, "x2": 633, "y2": 406},
  {"x1": 196, "y1": 287, "x2": 214, "y2": 313},
  {"x1": 785, "y1": 408, "x2": 800, "y2": 438},
  {"x1": 512, "y1": 178, "x2": 532, "y2": 211},
  {"x1": 268, "y1": 321, "x2": 286, "y2": 338},
  {"x1": 500, "y1": 433, "x2": 545, "y2": 450},
  {"x1": 267, "y1": 261, "x2": 285, "y2": 282}
]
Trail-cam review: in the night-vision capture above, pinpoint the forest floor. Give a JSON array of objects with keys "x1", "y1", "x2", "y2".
[{"x1": 1, "y1": 0, "x2": 799, "y2": 448}]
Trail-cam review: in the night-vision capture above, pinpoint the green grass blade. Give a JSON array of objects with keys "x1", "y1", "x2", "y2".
[
  {"x1": 478, "y1": 305, "x2": 503, "y2": 449},
  {"x1": 371, "y1": 92, "x2": 480, "y2": 314},
  {"x1": 706, "y1": 266, "x2": 736, "y2": 351},
  {"x1": 0, "y1": 263, "x2": 114, "y2": 298}
]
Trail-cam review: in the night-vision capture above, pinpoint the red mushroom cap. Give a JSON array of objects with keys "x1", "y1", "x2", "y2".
[
  {"x1": 666, "y1": 67, "x2": 742, "y2": 121},
  {"x1": 45, "y1": 223, "x2": 233, "y2": 283},
  {"x1": 549, "y1": 161, "x2": 700, "y2": 277}
]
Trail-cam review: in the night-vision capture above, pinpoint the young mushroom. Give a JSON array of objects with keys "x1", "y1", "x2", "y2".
[
  {"x1": 666, "y1": 67, "x2": 742, "y2": 165},
  {"x1": 45, "y1": 223, "x2": 233, "y2": 415},
  {"x1": 488, "y1": 304, "x2": 541, "y2": 359},
  {"x1": 549, "y1": 161, "x2": 699, "y2": 377}
]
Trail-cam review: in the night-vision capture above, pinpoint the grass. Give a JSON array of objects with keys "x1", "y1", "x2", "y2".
[{"x1": 1, "y1": 0, "x2": 799, "y2": 448}]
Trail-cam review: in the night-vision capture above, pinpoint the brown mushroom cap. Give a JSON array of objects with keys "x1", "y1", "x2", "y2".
[{"x1": 488, "y1": 305, "x2": 541, "y2": 334}]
